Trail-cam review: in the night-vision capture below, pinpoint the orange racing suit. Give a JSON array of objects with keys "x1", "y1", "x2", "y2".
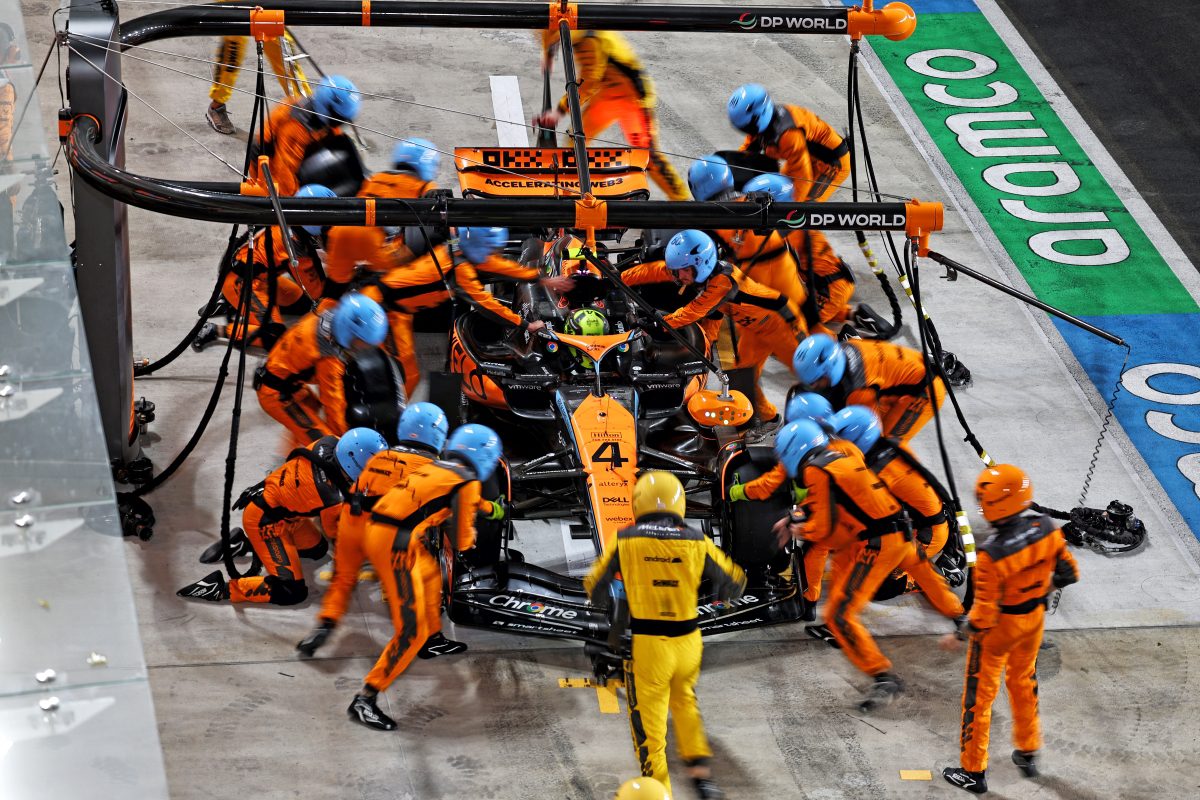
[
  {"x1": 248, "y1": 99, "x2": 343, "y2": 198},
  {"x1": 959, "y1": 515, "x2": 1079, "y2": 772},
  {"x1": 794, "y1": 447, "x2": 908, "y2": 676},
  {"x1": 548, "y1": 31, "x2": 688, "y2": 200},
  {"x1": 711, "y1": 218, "x2": 808, "y2": 312},
  {"x1": 824, "y1": 339, "x2": 946, "y2": 444},
  {"x1": 323, "y1": 171, "x2": 439, "y2": 301},
  {"x1": 371, "y1": 244, "x2": 540, "y2": 395},
  {"x1": 220, "y1": 227, "x2": 322, "y2": 347},
  {"x1": 736, "y1": 438, "x2": 857, "y2": 603},
  {"x1": 229, "y1": 436, "x2": 345, "y2": 605},
  {"x1": 741, "y1": 103, "x2": 850, "y2": 203},
  {"x1": 255, "y1": 310, "x2": 351, "y2": 446},
  {"x1": 784, "y1": 227, "x2": 856, "y2": 334},
  {"x1": 360, "y1": 459, "x2": 482, "y2": 692},
  {"x1": 320, "y1": 445, "x2": 499, "y2": 630},
  {"x1": 621, "y1": 260, "x2": 805, "y2": 420},
  {"x1": 586, "y1": 513, "x2": 746, "y2": 795}
]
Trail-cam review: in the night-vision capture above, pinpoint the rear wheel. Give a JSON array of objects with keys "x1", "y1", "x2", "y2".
[{"x1": 719, "y1": 445, "x2": 790, "y2": 571}]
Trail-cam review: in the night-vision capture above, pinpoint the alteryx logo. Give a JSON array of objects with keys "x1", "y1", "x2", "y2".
[
  {"x1": 734, "y1": 13, "x2": 757, "y2": 29},
  {"x1": 783, "y1": 210, "x2": 808, "y2": 228}
]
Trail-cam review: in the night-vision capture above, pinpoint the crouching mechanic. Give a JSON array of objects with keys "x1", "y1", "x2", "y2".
[
  {"x1": 194, "y1": 184, "x2": 332, "y2": 352},
  {"x1": 298, "y1": 403, "x2": 505, "y2": 659},
  {"x1": 832, "y1": 406, "x2": 963, "y2": 614},
  {"x1": 687, "y1": 157, "x2": 808, "y2": 312},
  {"x1": 727, "y1": 83, "x2": 849, "y2": 203},
  {"x1": 774, "y1": 420, "x2": 955, "y2": 711},
  {"x1": 347, "y1": 424, "x2": 504, "y2": 731},
  {"x1": 728, "y1": 392, "x2": 840, "y2": 621},
  {"x1": 586, "y1": 472, "x2": 746, "y2": 800},
  {"x1": 177, "y1": 427, "x2": 387, "y2": 604},
  {"x1": 322, "y1": 138, "x2": 443, "y2": 301},
  {"x1": 373, "y1": 226, "x2": 574, "y2": 395},
  {"x1": 255, "y1": 293, "x2": 389, "y2": 447},
  {"x1": 793, "y1": 333, "x2": 945, "y2": 445},
  {"x1": 620, "y1": 229, "x2": 805, "y2": 434},
  {"x1": 941, "y1": 465, "x2": 1079, "y2": 794}
]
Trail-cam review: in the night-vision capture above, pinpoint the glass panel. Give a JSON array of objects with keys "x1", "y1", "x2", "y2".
[{"x1": 0, "y1": 1, "x2": 169, "y2": 795}]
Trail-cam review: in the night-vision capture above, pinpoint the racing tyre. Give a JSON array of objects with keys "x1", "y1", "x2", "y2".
[{"x1": 719, "y1": 445, "x2": 789, "y2": 571}]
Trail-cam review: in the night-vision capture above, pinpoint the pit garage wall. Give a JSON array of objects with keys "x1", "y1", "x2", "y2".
[
  {"x1": 845, "y1": 0, "x2": 1200, "y2": 537},
  {"x1": 0, "y1": 1, "x2": 170, "y2": 795}
]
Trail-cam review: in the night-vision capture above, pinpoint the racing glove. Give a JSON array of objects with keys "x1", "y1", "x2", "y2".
[
  {"x1": 296, "y1": 619, "x2": 336, "y2": 658},
  {"x1": 792, "y1": 485, "x2": 809, "y2": 505},
  {"x1": 729, "y1": 478, "x2": 748, "y2": 503},
  {"x1": 485, "y1": 495, "x2": 507, "y2": 522}
]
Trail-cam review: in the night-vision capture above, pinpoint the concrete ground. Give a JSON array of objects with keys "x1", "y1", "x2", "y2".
[{"x1": 19, "y1": 0, "x2": 1200, "y2": 796}]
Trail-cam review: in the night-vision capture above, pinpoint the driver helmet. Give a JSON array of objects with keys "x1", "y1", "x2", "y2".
[{"x1": 564, "y1": 306, "x2": 610, "y2": 370}]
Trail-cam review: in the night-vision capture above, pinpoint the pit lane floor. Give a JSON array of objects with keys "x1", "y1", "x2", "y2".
[{"x1": 21, "y1": 0, "x2": 1200, "y2": 796}]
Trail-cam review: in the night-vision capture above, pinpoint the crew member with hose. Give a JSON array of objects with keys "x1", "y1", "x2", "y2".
[
  {"x1": 941, "y1": 465, "x2": 1079, "y2": 794},
  {"x1": 370, "y1": 226, "x2": 574, "y2": 396},
  {"x1": 193, "y1": 184, "x2": 332, "y2": 352},
  {"x1": 586, "y1": 472, "x2": 745, "y2": 799},
  {"x1": 739, "y1": 172, "x2": 867, "y2": 336},
  {"x1": 534, "y1": 29, "x2": 689, "y2": 200},
  {"x1": 176, "y1": 427, "x2": 386, "y2": 605},
  {"x1": 255, "y1": 293, "x2": 389, "y2": 447},
  {"x1": 346, "y1": 424, "x2": 503, "y2": 731},
  {"x1": 322, "y1": 138, "x2": 444, "y2": 301},
  {"x1": 793, "y1": 333, "x2": 946, "y2": 444},
  {"x1": 774, "y1": 420, "x2": 954, "y2": 712},
  {"x1": 832, "y1": 405, "x2": 964, "y2": 612},
  {"x1": 728, "y1": 83, "x2": 849, "y2": 203},
  {"x1": 620, "y1": 229, "x2": 805, "y2": 436},
  {"x1": 247, "y1": 75, "x2": 361, "y2": 197}
]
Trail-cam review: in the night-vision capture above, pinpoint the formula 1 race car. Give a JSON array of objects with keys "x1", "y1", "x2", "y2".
[{"x1": 435, "y1": 231, "x2": 812, "y2": 672}]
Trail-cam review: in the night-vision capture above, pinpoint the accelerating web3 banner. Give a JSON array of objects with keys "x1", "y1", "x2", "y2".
[{"x1": 844, "y1": 0, "x2": 1200, "y2": 536}]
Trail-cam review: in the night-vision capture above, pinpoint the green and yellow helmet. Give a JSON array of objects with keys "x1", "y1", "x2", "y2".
[{"x1": 564, "y1": 306, "x2": 610, "y2": 369}]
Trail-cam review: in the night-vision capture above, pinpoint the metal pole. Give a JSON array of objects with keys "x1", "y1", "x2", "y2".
[
  {"x1": 120, "y1": 2, "x2": 863, "y2": 47},
  {"x1": 924, "y1": 250, "x2": 1126, "y2": 347},
  {"x1": 557, "y1": 21, "x2": 591, "y2": 196},
  {"x1": 66, "y1": 0, "x2": 149, "y2": 477}
]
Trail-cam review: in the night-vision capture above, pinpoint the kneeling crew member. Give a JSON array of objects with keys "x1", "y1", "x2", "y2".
[
  {"x1": 347, "y1": 424, "x2": 503, "y2": 731},
  {"x1": 621, "y1": 229, "x2": 805, "y2": 431},
  {"x1": 941, "y1": 465, "x2": 1079, "y2": 794},
  {"x1": 177, "y1": 427, "x2": 386, "y2": 605},
  {"x1": 729, "y1": 392, "x2": 843, "y2": 615},
  {"x1": 586, "y1": 472, "x2": 746, "y2": 800},
  {"x1": 728, "y1": 83, "x2": 849, "y2": 203},
  {"x1": 255, "y1": 293, "x2": 389, "y2": 447},
  {"x1": 793, "y1": 333, "x2": 945, "y2": 444},
  {"x1": 194, "y1": 184, "x2": 332, "y2": 352}
]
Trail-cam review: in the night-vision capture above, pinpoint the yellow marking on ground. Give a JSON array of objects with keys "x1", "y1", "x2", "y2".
[
  {"x1": 595, "y1": 683, "x2": 620, "y2": 714},
  {"x1": 899, "y1": 770, "x2": 932, "y2": 781},
  {"x1": 558, "y1": 677, "x2": 623, "y2": 713}
]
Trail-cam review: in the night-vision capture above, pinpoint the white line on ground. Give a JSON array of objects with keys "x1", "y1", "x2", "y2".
[{"x1": 489, "y1": 75, "x2": 530, "y2": 148}]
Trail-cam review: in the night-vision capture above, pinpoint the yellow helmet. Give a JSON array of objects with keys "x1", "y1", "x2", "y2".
[
  {"x1": 615, "y1": 777, "x2": 670, "y2": 800},
  {"x1": 632, "y1": 471, "x2": 686, "y2": 520}
]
